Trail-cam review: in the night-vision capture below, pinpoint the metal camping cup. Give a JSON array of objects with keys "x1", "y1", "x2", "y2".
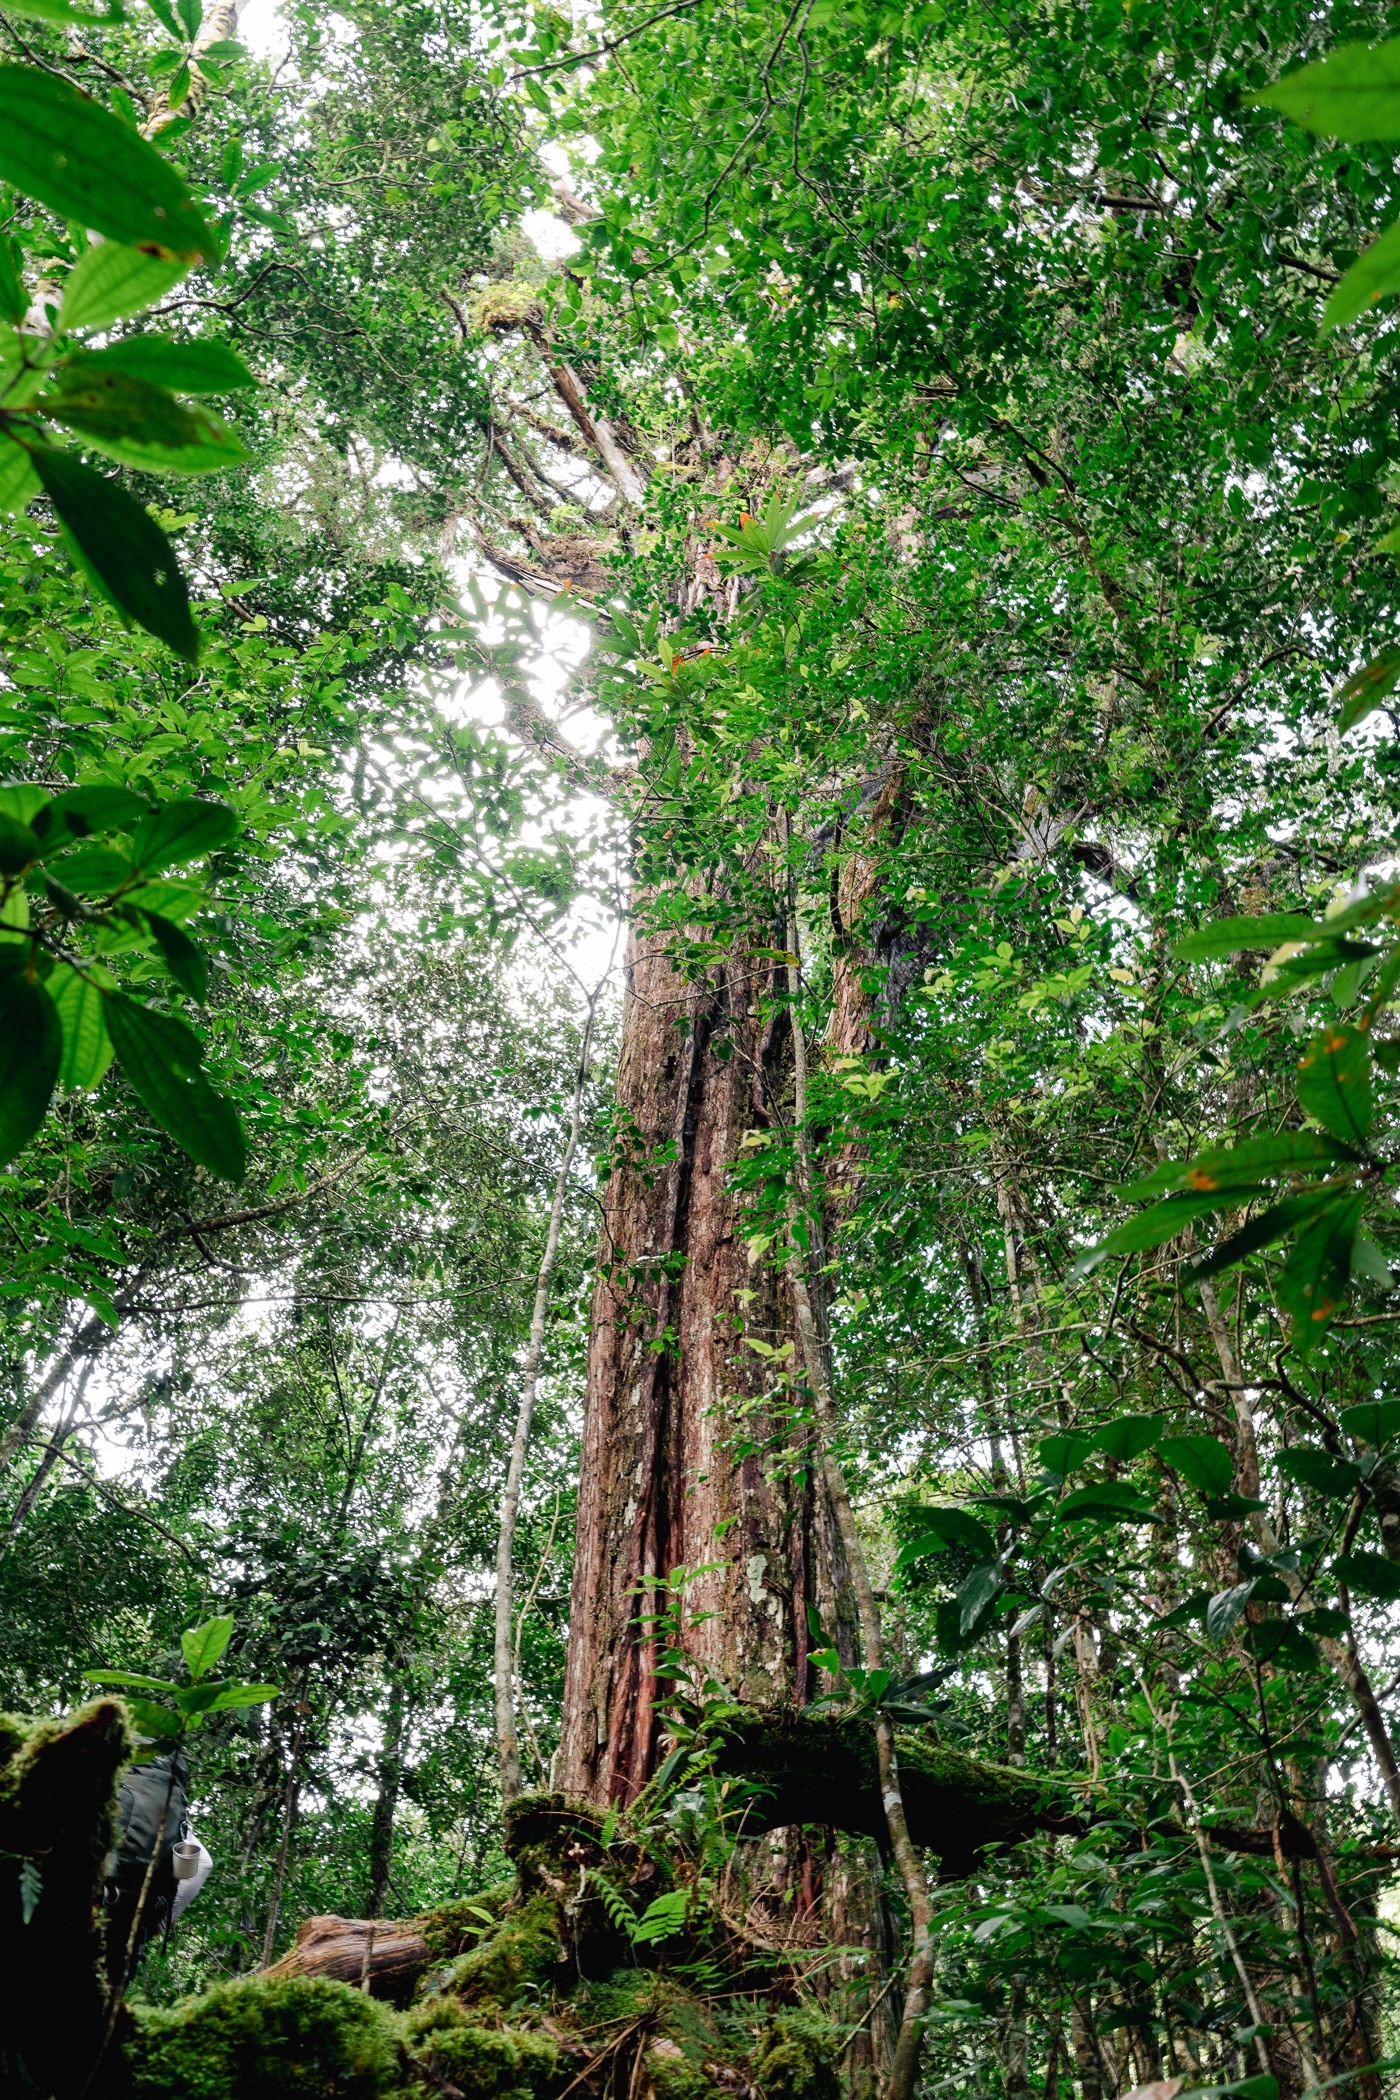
[{"x1": 172, "y1": 1840, "x2": 200, "y2": 1880}]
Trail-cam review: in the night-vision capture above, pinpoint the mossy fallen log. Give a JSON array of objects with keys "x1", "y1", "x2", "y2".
[
  {"x1": 0, "y1": 1699, "x2": 130, "y2": 2099},
  {"x1": 703, "y1": 1708, "x2": 1081, "y2": 1875}
]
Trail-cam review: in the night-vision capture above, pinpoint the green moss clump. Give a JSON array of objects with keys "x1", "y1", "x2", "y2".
[
  {"x1": 402, "y1": 2000, "x2": 559, "y2": 2100},
  {"x1": 126, "y1": 1975, "x2": 402, "y2": 2100},
  {"x1": 472, "y1": 283, "x2": 544, "y2": 336},
  {"x1": 570, "y1": 1966, "x2": 656, "y2": 2028},
  {"x1": 416, "y1": 1883, "x2": 513, "y2": 1962},
  {"x1": 751, "y1": 2009, "x2": 843, "y2": 2100},
  {"x1": 442, "y1": 1891, "x2": 562, "y2": 2007},
  {"x1": 641, "y1": 2035, "x2": 720, "y2": 2100}
]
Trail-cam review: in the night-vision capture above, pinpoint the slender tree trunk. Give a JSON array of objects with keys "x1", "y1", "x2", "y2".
[
  {"x1": 0, "y1": 1281, "x2": 147, "y2": 1479},
  {"x1": 260, "y1": 1715, "x2": 305, "y2": 1969},
  {"x1": 495, "y1": 1002, "x2": 597, "y2": 1805},
  {"x1": 779, "y1": 890, "x2": 935, "y2": 2100},
  {"x1": 1068, "y1": 1999, "x2": 1104, "y2": 2100},
  {"x1": 0, "y1": 1358, "x2": 95, "y2": 1549},
  {"x1": 366, "y1": 1682, "x2": 405, "y2": 1919}
]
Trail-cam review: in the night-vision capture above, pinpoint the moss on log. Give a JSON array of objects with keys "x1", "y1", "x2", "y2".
[{"x1": 704, "y1": 1708, "x2": 1080, "y2": 1874}]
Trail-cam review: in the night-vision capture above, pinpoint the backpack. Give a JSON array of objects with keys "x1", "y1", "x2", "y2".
[{"x1": 102, "y1": 1751, "x2": 190, "y2": 1989}]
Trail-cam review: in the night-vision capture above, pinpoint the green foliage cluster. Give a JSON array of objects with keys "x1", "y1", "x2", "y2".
[{"x1": 4, "y1": 3, "x2": 1400, "y2": 2100}]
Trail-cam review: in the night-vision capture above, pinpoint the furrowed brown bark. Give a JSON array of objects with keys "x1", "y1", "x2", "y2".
[{"x1": 556, "y1": 924, "x2": 854, "y2": 1803}]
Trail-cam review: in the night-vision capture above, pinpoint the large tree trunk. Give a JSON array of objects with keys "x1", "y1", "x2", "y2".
[{"x1": 557, "y1": 924, "x2": 855, "y2": 1804}]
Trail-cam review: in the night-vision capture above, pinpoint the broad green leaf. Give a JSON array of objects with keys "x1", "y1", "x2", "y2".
[
  {"x1": 131, "y1": 798, "x2": 237, "y2": 872},
  {"x1": 123, "y1": 879, "x2": 202, "y2": 922},
  {"x1": 44, "y1": 845, "x2": 134, "y2": 893},
  {"x1": 0, "y1": 812, "x2": 41, "y2": 873},
  {"x1": 68, "y1": 336, "x2": 256, "y2": 393},
  {"x1": 0, "y1": 1, "x2": 125, "y2": 20},
  {"x1": 1039, "y1": 1433, "x2": 1095, "y2": 1476},
  {"x1": 934, "y1": 1599, "x2": 984, "y2": 1654},
  {"x1": 1171, "y1": 913, "x2": 1329, "y2": 961},
  {"x1": 897, "y1": 1505, "x2": 996, "y2": 1561},
  {"x1": 0, "y1": 884, "x2": 29, "y2": 935},
  {"x1": 1055, "y1": 1482, "x2": 1161, "y2": 1525},
  {"x1": 181, "y1": 1614, "x2": 233, "y2": 1680},
  {"x1": 0, "y1": 67, "x2": 213, "y2": 259},
  {"x1": 1338, "y1": 1398, "x2": 1400, "y2": 1446},
  {"x1": 968, "y1": 1490, "x2": 1051, "y2": 1524},
  {"x1": 957, "y1": 1557, "x2": 1003, "y2": 1637},
  {"x1": 1275, "y1": 1195, "x2": 1364, "y2": 1355},
  {"x1": 1349, "y1": 1226, "x2": 1393, "y2": 1285},
  {"x1": 0, "y1": 962, "x2": 60, "y2": 1162},
  {"x1": 1114, "y1": 1132, "x2": 1354, "y2": 1200},
  {"x1": 1158, "y1": 1434, "x2": 1233, "y2": 1497},
  {"x1": 1296, "y1": 1022, "x2": 1373, "y2": 1145},
  {"x1": 1337, "y1": 645, "x2": 1400, "y2": 730},
  {"x1": 1275, "y1": 1447, "x2": 1364, "y2": 1498},
  {"x1": 1193, "y1": 1188, "x2": 1348, "y2": 1280},
  {"x1": 56, "y1": 243, "x2": 189, "y2": 335},
  {"x1": 48, "y1": 961, "x2": 114, "y2": 1089},
  {"x1": 143, "y1": 910, "x2": 207, "y2": 1000},
  {"x1": 1089, "y1": 1413, "x2": 1160, "y2": 1461},
  {"x1": 1299, "y1": 1607, "x2": 1350, "y2": 1637},
  {"x1": 0, "y1": 242, "x2": 20, "y2": 324},
  {"x1": 0, "y1": 438, "x2": 40, "y2": 516},
  {"x1": 170, "y1": 1680, "x2": 230, "y2": 1716},
  {"x1": 104, "y1": 994, "x2": 246, "y2": 1181},
  {"x1": 1333, "y1": 1550, "x2": 1400, "y2": 1601},
  {"x1": 1205, "y1": 1580, "x2": 1255, "y2": 1640},
  {"x1": 1204, "y1": 1491, "x2": 1269, "y2": 1520},
  {"x1": 30, "y1": 446, "x2": 198, "y2": 660},
  {"x1": 33, "y1": 784, "x2": 149, "y2": 848},
  {"x1": 44, "y1": 367, "x2": 249, "y2": 475},
  {"x1": 1155, "y1": 1591, "x2": 1207, "y2": 1630},
  {"x1": 124, "y1": 1695, "x2": 184, "y2": 1740},
  {"x1": 203, "y1": 1682, "x2": 279, "y2": 1711},
  {"x1": 1247, "y1": 1622, "x2": 1320, "y2": 1672},
  {"x1": 82, "y1": 1669, "x2": 179, "y2": 1692},
  {"x1": 1073, "y1": 1190, "x2": 1242, "y2": 1275},
  {"x1": 1257, "y1": 39, "x2": 1400, "y2": 139},
  {"x1": 0, "y1": 786, "x2": 52, "y2": 828}
]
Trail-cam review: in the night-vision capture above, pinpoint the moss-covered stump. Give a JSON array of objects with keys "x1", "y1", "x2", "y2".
[
  {"x1": 706, "y1": 1708, "x2": 1080, "y2": 1875},
  {"x1": 1, "y1": 1698, "x2": 130, "y2": 2099}
]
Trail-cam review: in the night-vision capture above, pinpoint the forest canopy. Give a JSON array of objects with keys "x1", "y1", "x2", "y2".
[{"x1": 0, "y1": 4, "x2": 1398, "y2": 2100}]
